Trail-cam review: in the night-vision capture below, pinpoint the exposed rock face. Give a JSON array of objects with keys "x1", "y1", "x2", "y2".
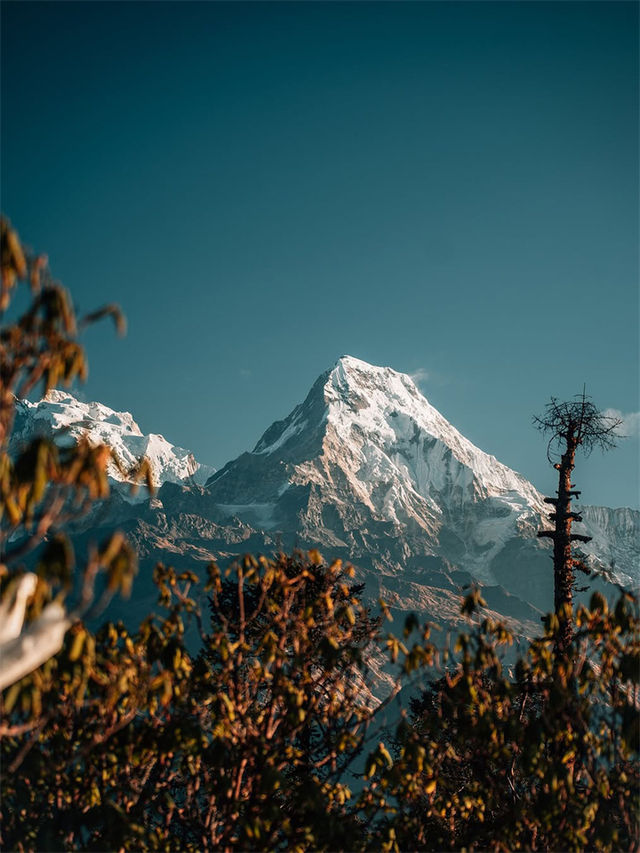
[
  {"x1": 10, "y1": 359, "x2": 639, "y2": 642},
  {"x1": 580, "y1": 505, "x2": 640, "y2": 587}
]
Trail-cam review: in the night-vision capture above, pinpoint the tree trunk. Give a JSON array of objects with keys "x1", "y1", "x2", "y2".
[{"x1": 552, "y1": 434, "x2": 577, "y2": 654}]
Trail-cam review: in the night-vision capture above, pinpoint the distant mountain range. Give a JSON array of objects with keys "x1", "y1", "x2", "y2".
[{"x1": 11, "y1": 357, "x2": 639, "y2": 646}]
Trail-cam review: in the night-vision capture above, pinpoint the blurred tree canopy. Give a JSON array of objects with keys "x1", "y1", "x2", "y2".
[{"x1": 0, "y1": 217, "x2": 148, "y2": 694}]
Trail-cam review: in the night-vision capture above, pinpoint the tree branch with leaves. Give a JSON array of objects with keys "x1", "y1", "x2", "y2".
[{"x1": 0, "y1": 217, "x2": 149, "y2": 691}]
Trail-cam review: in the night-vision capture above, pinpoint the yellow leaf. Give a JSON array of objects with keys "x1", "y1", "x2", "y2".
[{"x1": 68, "y1": 629, "x2": 86, "y2": 662}]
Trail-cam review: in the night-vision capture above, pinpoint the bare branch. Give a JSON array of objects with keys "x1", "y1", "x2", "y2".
[{"x1": 533, "y1": 392, "x2": 623, "y2": 462}]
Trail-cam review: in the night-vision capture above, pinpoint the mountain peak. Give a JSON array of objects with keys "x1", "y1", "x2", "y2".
[
  {"x1": 247, "y1": 356, "x2": 543, "y2": 507},
  {"x1": 326, "y1": 356, "x2": 422, "y2": 407},
  {"x1": 334, "y1": 354, "x2": 389, "y2": 373},
  {"x1": 316, "y1": 358, "x2": 541, "y2": 506},
  {"x1": 331, "y1": 354, "x2": 417, "y2": 386},
  {"x1": 205, "y1": 355, "x2": 556, "y2": 592},
  {"x1": 211, "y1": 355, "x2": 547, "y2": 569}
]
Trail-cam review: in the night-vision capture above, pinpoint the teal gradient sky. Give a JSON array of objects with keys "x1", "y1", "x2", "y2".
[{"x1": 2, "y1": 2, "x2": 638, "y2": 508}]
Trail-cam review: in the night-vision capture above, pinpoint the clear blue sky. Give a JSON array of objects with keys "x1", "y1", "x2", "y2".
[{"x1": 2, "y1": 2, "x2": 638, "y2": 508}]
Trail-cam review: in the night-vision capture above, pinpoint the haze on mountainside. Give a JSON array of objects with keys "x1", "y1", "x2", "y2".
[{"x1": 14, "y1": 356, "x2": 639, "y2": 657}]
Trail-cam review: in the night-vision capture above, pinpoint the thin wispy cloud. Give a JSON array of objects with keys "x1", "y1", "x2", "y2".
[
  {"x1": 409, "y1": 368, "x2": 430, "y2": 388},
  {"x1": 603, "y1": 409, "x2": 640, "y2": 438}
]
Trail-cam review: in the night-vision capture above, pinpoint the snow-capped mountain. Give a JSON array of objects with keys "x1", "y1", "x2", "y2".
[
  {"x1": 208, "y1": 355, "x2": 546, "y2": 556},
  {"x1": 203, "y1": 356, "x2": 637, "y2": 609},
  {"x1": 11, "y1": 391, "x2": 215, "y2": 493},
  {"x1": 9, "y1": 359, "x2": 638, "y2": 640}
]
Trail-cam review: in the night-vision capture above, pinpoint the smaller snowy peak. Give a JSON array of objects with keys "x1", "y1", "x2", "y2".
[
  {"x1": 27, "y1": 390, "x2": 143, "y2": 436},
  {"x1": 12, "y1": 391, "x2": 215, "y2": 492}
]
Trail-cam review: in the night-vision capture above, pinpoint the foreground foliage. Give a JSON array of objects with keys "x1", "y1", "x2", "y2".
[
  {"x1": 368, "y1": 592, "x2": 639, "y2": 852},
  {"x1": 0, "y1": 217, "x2": 145, "y2": 693},
  {"x1": 1, "y1": 556, "x2": 638, "y2": 852}
]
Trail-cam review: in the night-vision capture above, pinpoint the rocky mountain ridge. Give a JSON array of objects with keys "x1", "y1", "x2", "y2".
[{"x1": 10, "y1": 358, "x2": 639, "y2": 639}]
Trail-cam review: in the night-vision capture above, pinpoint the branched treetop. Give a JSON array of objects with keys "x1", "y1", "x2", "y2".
[{"x1": 533, "y1": 390, "x2": 623, "y2": 463}]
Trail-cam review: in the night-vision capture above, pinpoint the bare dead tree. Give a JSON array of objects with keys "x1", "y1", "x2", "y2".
[{"x1": 534, "y1": 390, "x2": 622, "y2": 654}]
